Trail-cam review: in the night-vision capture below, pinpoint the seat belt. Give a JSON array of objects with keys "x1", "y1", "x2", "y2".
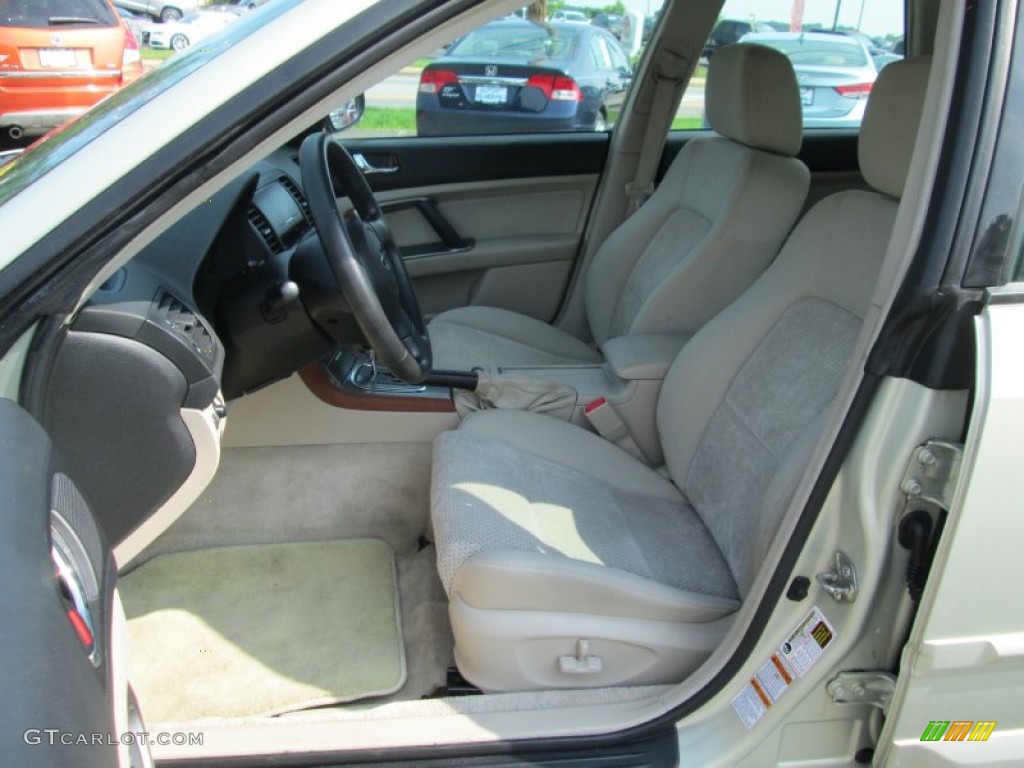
[{"x1": 625, "y1": 49, "x2": 688, "y2": 212}]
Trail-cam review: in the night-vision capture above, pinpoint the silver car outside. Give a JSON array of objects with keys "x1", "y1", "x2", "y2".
[
  {"x1": 740, "y1": 31, "x2": 884, "y2": 128},
  {"x1": 114, "y1": 0, "x2": 199, "y2": 22}
]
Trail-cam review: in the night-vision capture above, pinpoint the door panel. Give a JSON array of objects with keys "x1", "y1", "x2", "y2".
[
  {"x1": 0, "y1": 398, "x2": 127, "y2": 767},
  {"x1": 380, "y1": 178, "x2": 595, "y2": 320},
  {"x1": 351, "y1": 133, "x2": 610, "y2": 191},
  {"x1": 347, "y1": 134, "x2": 608, "y2": 322},
  {"x1": 347, "y1": 129, "x2": 866, "y2": 324}
]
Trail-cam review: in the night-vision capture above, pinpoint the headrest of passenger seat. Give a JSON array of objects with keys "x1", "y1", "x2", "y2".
[
  {"x1": 859, "y1": 56, "x2": 932, "y2": 199},
  {"x1": 705, "y1": 43, "x2": 803, "y2": 157}
]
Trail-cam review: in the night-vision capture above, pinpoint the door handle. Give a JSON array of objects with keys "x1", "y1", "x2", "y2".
[{"x1": 353, "y1": 152, "x2": 399, "y2": 175}]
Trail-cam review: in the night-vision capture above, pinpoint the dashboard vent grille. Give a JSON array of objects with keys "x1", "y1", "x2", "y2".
[
  {"x1": 279, "y1": 175, "x2": 314, "y2": 228},
  {"x1": 154, "y1": 291, "x2": 217, "y2": 360},
  {"x1": 247, "y1": 205, "x2": 284, "y2": 255}
]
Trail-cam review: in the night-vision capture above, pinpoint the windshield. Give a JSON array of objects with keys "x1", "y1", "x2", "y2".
[
  {"x1": 749, "y1": 37, "x2": 870, "y2": 67},
  {"x1": 449, "y1": 24, "x2": 581, "y2": 62},
  {"x1": 0, "y1": 0, "x2": 117, "y2": 27}
]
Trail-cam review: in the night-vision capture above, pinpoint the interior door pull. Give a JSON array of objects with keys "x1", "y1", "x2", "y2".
[{"x1": 353, "y1": 153, "x2": 399, "y2": 174}]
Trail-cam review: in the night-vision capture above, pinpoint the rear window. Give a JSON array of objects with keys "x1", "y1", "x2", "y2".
[
  {"x1": 751, "y1": 37, "x2": 869, "y2": 67},
  {"x1": 449, "y1": 25, "x2": 581, "y2": 62},
  {"x1": 0, "y1": 0, "x2": 117, "y2": 29}
]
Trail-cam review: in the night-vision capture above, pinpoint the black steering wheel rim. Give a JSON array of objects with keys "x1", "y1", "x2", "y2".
[{"x1": 299, "y1": 132, "x2": 431, "y2": 384}]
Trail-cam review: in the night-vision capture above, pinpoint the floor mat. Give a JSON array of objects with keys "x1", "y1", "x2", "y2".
[{"x1": 119, "y1": 539, "x2": 406, "y2": 721}]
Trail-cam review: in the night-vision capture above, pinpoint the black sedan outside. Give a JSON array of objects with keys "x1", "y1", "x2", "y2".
[{"x1": 416, "y1": 19, "x2": 632, "y2": 136}]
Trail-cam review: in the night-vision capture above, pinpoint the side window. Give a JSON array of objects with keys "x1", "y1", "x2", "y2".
[
  {"x1": 607, "y1": 36, "x2": 631, "y2": 73},
  {"x1": 350, "y1": 11, "x2": 654, "y2": 139},
  {"x1": 591, "y1": 37, "x2": 613, "y2": 71},
  {"x1": 679, "y1": 0, "x2": 906, "y2": 133},
  {"x1": 1011, "y1": 222, "x2": 1024, "y2": 283}
]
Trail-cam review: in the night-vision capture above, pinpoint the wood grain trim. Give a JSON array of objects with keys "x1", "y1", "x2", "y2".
[{"x1": 298, "y1": 362, "x2": 456, "y2": 413}]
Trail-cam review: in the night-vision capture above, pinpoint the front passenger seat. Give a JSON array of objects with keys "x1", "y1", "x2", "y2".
[
  {"x1": 430, "y1": 55, "x2": 931, "y2": 691},
  {"x1": 428, "y1": 43, "x2": 809, "y2": 370}
]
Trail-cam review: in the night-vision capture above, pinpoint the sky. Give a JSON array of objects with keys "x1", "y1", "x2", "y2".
[
  {"x1": 592, "y1": 0, "x2": 904, "y2": 37},
  {"x1": 719, "y1": 0, "x2": 904, "y2": 36}
]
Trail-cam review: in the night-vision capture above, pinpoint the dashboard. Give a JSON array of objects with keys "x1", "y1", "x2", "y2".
[{"x1": 38, "y1": 144, "x2": 354, "y2": 556}]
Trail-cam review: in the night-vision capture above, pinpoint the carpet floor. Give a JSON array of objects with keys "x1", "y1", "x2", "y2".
[{"x1": 120, "y1": 539, "x2": 406, "y2": 721}]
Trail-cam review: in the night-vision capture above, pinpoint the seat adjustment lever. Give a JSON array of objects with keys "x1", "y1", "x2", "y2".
[{"x1": 558, "y1": 639, "x2": 603, "y2": 675}]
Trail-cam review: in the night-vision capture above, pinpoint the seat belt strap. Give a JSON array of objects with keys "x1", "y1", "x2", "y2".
[
  {"x1": 583, "y1": 397, "x2": 646, "y2": 462},
  {"x1": 626, "y1": 49, "x2": 688, "y2": 212}
]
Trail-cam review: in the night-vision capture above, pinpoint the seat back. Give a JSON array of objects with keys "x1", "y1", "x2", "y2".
[
  {"x1": 657, "y1": 56, "x2": 932, "y2": 597},
  {"x1": 584, "y1": 43, "x2": 809, "y2": 347}
]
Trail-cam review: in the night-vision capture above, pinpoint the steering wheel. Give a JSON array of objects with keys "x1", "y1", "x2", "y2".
[{"x1": 299, "y1": 132, "x2": 431, "y2": 384}]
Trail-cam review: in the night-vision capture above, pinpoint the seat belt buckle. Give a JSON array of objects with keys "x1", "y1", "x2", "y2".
[{"x1": 583, "y1": 397, "x2": 645, "y2": 461}]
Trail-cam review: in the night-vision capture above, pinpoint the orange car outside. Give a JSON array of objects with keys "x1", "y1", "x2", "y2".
[{"x1": 0, "y1": 0, "x2": 143, "y2": 141}]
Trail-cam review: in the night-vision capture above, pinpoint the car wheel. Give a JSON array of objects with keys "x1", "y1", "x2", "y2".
[
  {"x1": 160, "y1": 7, "x2": 183, "y2": 22},
  {"x1": 593, "y1": 112, "x2": 608, "y2": 132},
  {"x1": 170, "y1": 33, "x2": 189, "y2": 52}
]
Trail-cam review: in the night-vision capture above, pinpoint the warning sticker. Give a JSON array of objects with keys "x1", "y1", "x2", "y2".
[
  {"x1": 778, "y1": 605, "x2": 835, "y2": 679},
  {"x1": 731, "y1": 606, "x2": 835, "y2": 729},
  {"x1": 731, "y1": 683, "x2": 768, "y2": 729},
  {"x1": 755, "y1": 653, "x2": 793, "y2": 702}
]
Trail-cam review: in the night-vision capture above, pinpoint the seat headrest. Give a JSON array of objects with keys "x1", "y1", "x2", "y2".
[
  {"x1": 705, "y1": 43, "x2": 802, "y2": 157},
  {"x1": 859, "y1": 56, "x2": 931, "y2": 199}
]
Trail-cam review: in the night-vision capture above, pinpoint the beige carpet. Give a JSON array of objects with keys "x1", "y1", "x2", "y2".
[{"x1": 119, "y1": 539, "x2": 406, "y2": 721}]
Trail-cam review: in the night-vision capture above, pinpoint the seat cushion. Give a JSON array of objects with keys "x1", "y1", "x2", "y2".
[
  {"x1": 428, "y1": 306, "x2": 603, "y2": 370},
  {"x1": 431, "y1": 410, "x2": 740, "y2": 623}
]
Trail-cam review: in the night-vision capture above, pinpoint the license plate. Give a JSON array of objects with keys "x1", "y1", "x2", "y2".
[
  {"x1": 800, "y1": 87, "x2": 814, "y2": 106},
  {"x1": 475, "y1": 85, "x2": 508, "y2": 105},
  {"x1": 39, "y1": 48, "x2": 76, "y2": 68}
]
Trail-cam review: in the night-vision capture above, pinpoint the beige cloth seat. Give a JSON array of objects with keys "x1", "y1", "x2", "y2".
[
  {"x1": 429, "y1": 43, "x2": 809, "y2": 370},
  {"x1": 430, "y1": 57, "x2": 931, "y2": 691}
]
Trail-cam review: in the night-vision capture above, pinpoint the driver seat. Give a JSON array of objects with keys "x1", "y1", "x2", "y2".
[
  {"x1": 430, "y1": 56, "x2": 930, "y2": 690},
  {"x1": 427, "y1": 43, "x2": 809, "y2": 370}
]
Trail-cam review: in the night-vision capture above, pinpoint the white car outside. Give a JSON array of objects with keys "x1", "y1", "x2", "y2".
[
  {"x1": 146, "y1": 9, "x2": 239, "y2": 51},
  {"x1": 548, "y1": 10, "x2": 588, "y2": 23}
]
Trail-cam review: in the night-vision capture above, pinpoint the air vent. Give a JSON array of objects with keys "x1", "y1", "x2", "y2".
[
  {"x1": 247, "y1": 205, "x2": 284, "y2": 254},
  {"x1": 154, "y1": 291, "x2": 217, "y2": 360},
  {"x1": 155, "y1": 291, "x2": 196, "y2": 332},
  {"x1": 279, "y1": 175, "x2": 313, "y2": 228}
]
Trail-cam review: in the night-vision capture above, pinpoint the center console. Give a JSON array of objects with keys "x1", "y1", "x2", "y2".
[
  {"x1": 303, "y1": 334, "x2": 689, "y2": 467},
  {"x1": 480, "y1": 334, "x2": 689, "y2": 464}
]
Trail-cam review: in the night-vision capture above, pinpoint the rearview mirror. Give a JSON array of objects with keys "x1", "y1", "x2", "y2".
[{"x1": 325, "y1": 94, "x2": 366, "y2": 133}]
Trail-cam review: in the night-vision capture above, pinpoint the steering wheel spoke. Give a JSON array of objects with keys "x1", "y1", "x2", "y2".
[{"x1": 299, "y1": 132, "x2": 431, "y2": 383}]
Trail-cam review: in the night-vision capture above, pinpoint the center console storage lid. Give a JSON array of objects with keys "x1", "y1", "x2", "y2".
[{"x1": 601, "y1": 334, "x2": 690, "y2": 381}]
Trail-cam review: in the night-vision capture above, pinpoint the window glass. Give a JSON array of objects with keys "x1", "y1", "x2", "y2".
[
  {"x1": 450, "y1": 24, "x2": 581, "y2": 61},
  {"x1": 678, "y1": 0, "x2": 906, "y2": 132},
  {"x1": 343, "y1": 0, "x2": 905, "y2": 140},
  {"x1": 996, "y1": 189, "x2": 1024, "y2": 284},
  {"x1": 0, "y1": 0, "x2": 117, "y2": 28},
  {"x1": 607, "y1": 35, "x2": 631, "y2": 71},
  {"x1": 591, "y1": 36, "x2": 613, "y2": 70},
  {"x1": 750, "y1": 36, "x2": 870, "y2": 67},
  {"x1": 348, "y1": 6, "x2": 654, "y2": 139},
  {"x1": 1011, "y1": 224, "x2": 1024, "y2": 282}
]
